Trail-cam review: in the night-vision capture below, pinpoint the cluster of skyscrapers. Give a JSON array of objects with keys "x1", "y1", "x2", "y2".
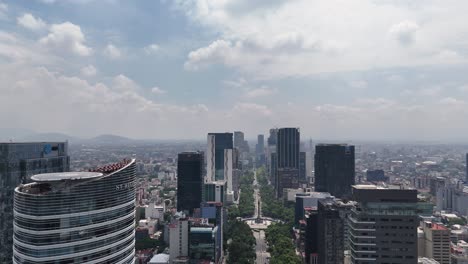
[
  {"x1": 265, "y1": 127, "x2": 355, "y2": 199},
  {"x1": 3, "y1": 130, "x2": 468, "y2": 264},
  {"x1": 170, "y1": 132, "x2": 242, "y2": 263}
]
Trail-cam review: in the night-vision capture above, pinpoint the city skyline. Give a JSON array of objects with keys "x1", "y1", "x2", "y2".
[{"x1": 2, "y1": 1, "x2": 468, "y2": 140}]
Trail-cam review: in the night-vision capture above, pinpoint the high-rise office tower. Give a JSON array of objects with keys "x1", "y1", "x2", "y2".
[
  {"x1": 270, "y1": 152, "x2": 277, "y2": 187},
  {"x1": 275, "y1": 127, "x2": 300, "y2": 198},
  {"x1": 206, "y1": 133, "x2": 233, "y2": 182},
  {"x1": 224, "y1": 148, "x2": 235, "y2": 203},
  {"x1": 256, "y1": 134, "x2": 265, "y2": 167},
  {"x1": 177, "y1": 152, "x2": 203, "y2": 215},
  {"x1": 349, "y1": 185, "x2": 432, "y2": 264},
  {"x1": 189, "y1": 226, "x2": 219, "y2": 263},
  {"x1": 203, "y1": 181, "x2": 225, "y2": 203},
  {"x1": 256, "y1": 134, "x2": 264, "y2": 155},
  {"x1": 233, "y1": 131, "x2": 249, "y2": 153},
  {"x1": 233, "y1": 131, "x2": 244, "y2": 150},
  {"x1": 295, "y1": 192, "x2": 331, "y2": 226},
  {"x1": 299, "y1": 151, "x2": 307, "y2": 181},
  {"x1": 13, "y1": 159, "x2": 136, "y2": 264},
  {"x1": 169, "y1": 218, "x2": 189, "y2": 262},
  {"x1": 200, "y1": 201, "x2": 224, "y2": 262},
  {"x1": 466, "y1": 153, "x2": 468, "y2": 182},
  {"x1": 316, "y1": 197, "x2": 353, "y2": 264},
  {"x1": 0, "y1": 142, "x2": 69, "y2": 262},
  {"x1": 305, "y1": 211, "x2": 319, "y2": 264},
  {"x1": 315, "y1": 144, "x2": 355, "y2": 199},
  {"x1": 267, "y1": 128, "x2": 278, "y2": 146},
  {"x1": 266, "y1": 128, "x2": 278, "y2": 182}
]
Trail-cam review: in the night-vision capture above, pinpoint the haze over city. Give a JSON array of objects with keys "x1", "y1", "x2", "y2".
[{"x1": 1, "y1": 1, "x2": 468, "y2": 140}]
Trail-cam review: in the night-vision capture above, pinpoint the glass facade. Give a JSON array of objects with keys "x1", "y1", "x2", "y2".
[
  {"x1": 315, "y1": 144, "x2": 355, "y2": 199},
  {"x1": 189, "y1": 227, "x2": 216, "y2": 264},
  {"x1": 12, "y1": 159, "x2": 136, "y2": 264},
  {"x1": 208, "y1": 133, "x2": 233, "y2": 181},
  {"x1": 348, "y1": 187, "x2": 429, "y2": 264},
  {"x1": 275, "y1": 128, "x2": 300, "y2": 198},
  {"x1": 177, "y1": 152, "x2": 203, "y2": 214},
  {"x1": 0, "y1": 142, "x2": 69, "y2": 263}
]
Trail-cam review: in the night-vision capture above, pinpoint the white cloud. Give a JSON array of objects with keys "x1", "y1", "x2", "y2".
[
  {"x1": 39, "y1": 22, "x2": 92, "y2": 56},
  {"x1": 0, "y1": 64, "x2": 220, "y2": 138},
  {"x1": 37, "y1": 0, "x2": 107, "y2": 3},
  {"x1": 244, "y1": 86, "x2": 276, "y2": 99},
  {"x1": 3, "y1": 62, "x2": 468, "y2": 140},
  {"x1": 0, "y1": 30, "x2": 59, "y2": 64},
  {"x1": 389, "y1": 20, "x2": 419, "y2": 45},
  {"x1": 176, "y1": 0, "x2": 468, "y2": 78},
  {"x1": 0, "y1": 2, "x2": 8, "y2": 20},
  {"x1": 185, "y1": 40, "x2": 234, "y2": 70},
  {"x1": 438, "y1": 97, "x2": 465, "y2": 106},
  {"x1": 349, "y1": 80, "x2": 368, "y2": 89},
  {"x1": 151, "y1": 86, "x2": 166, "y2": 95},
  {"x1": 232, "y1": 102, "x2": 272, "y2": 116},
  {"x1": 17, "y1": 13, "x2": 47, "y2": 31},
  {"x1": 80, "y1": 65, "x2": 97, "y2": 76},
  {"x1": 400, "y1": 86, "x2": 442, "y2": 97},
  {"x1": 386, "y1": 74, "x2": 404, "y2": 82},
  {"x1": 435, "y1": 49, "x2": 461, "y2": 63},
  {"x1": 459, "y1": 84, "x2": 468, "y2": 93},
  {"x1": 104, "y1": 44, "x2": 121, "y2": 59},
  {"x1": 144, "y1": 44, "x2": 160, "y2": 54},
  {"x1": 112, "y1": 74, "x2": 138, "y2": 91}
]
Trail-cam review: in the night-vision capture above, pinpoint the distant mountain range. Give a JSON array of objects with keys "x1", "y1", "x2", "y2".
[
  {"x1": 0, "y1": 129, "x2": 136, "y2": 145},
  {"x1": 86, "y1": 134, "x2": 135, "y2": 144}
]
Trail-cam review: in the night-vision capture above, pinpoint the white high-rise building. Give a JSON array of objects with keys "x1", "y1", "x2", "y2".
[
  {"x1": 13, "y1": 159, "x2": 136, "y2": 264},
  {"x1": 419, "y1": 222, "x2": 451, "y2": 264},
  {"x1": 205, "y1": 133, "x2": 234, "y2": 203},
  {"x1": 169, "y1": 218, "x2": 189, "y2": 263},
  {"x1": 206, "y1": 134, "x2": 216, "y2": 183}
]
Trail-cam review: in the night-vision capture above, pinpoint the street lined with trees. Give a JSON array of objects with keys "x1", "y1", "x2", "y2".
[{"x1": 257, "y1": 167, "x2": 301, "y2": 264}]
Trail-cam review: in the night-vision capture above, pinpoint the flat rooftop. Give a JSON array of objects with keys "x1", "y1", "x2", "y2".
[{"x1": 31, "y1": 172, "x2": 103, "y2": 182}]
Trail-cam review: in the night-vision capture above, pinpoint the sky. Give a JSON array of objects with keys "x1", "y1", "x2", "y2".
[{"x1": 1, "y1": 0, "x2": 468, "y2": 141}]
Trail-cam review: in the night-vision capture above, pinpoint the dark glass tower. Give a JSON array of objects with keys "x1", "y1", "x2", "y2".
[
  {"x1": 256, "y1": 134, "x2": 264, "y2": 155},
  {"x1": 305, "y1": 212, "x2": 319, "y2": 264},
  {"x1": 0, "y1": 142, "x2": 69, "y2": 262},
  {"x1": 256, "y1": 134, "x2": 266, "y2": 168},
  {"x1": 314, "y1": 144, "x2": 355, "y2": 199},
  {"x1": 317, "y1": 198, "x2": 353, "y2": 264},
  {"x1": 177, "y1": 152, "x2": 203, "y2": 214},
  {"x1": 277, "y1": 128, "x2": 300, "y2": 168},
  {"x1": 275, "y1": 128, "x2": 300, "y2": 197}
]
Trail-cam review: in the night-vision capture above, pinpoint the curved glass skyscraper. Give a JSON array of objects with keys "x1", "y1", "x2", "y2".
[{"x1": 13, "y1": 159, "x2": 136, "y2": 264}]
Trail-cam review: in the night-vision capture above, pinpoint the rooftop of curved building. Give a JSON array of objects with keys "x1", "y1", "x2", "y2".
[
  {"x1": 17, "y1": 159, "x2": 135, "y2": 195},
  {"x1": 31, "y1": 172, "x2": 103, "y2": 182}
]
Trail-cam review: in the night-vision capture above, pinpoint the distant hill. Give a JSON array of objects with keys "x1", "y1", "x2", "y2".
[
  {"x1": 87, "y1": 134, "x2": 134, "y2": 145},
  {"x1": 0, "y1": 130, "x2": 154, "y2": 145}
]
